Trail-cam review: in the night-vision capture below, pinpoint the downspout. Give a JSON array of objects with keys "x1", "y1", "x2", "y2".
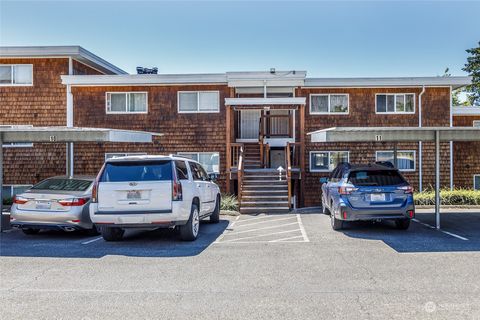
[
  {"x1": 66, "y1": 58, "x2": 74, "y2": 177},
  {"x1": 418, "y1": 85, "x2": 426, "y2": 192},
  {"x1": 449, "y1": 86, "x2": 453, "y2": 190}
]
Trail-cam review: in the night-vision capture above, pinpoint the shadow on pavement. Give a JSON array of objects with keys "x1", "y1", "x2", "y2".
[
  {"x1": 0, "y1": 220, "x2": 229, "y2": 258},
  {"x1": 340, "y1": 212, "x2": 480, "y2": 253}
]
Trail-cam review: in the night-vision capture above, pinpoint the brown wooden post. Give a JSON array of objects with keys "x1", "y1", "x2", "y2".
[
  {"x1": 226, "y1": 105, "x2": 231, "y2": 194},
  {"x1": 299, "y1": 103, "x2": 306, "y2": 207}
]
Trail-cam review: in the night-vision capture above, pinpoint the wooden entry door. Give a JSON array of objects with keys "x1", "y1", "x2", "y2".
[{"x1": 240, "y1": 110, "x2": 261, "y2": 140}]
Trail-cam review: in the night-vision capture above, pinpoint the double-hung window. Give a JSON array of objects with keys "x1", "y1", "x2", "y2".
[
  {"x1": 376, "y1": 93, "x2": 415, "y2": 113},
  {"x1": 178, "y1": 91, "x2": 220, "y2": 113},
  {"x1": 473, "y1": 120, "x2": 480, "y2": 127},
  {"x1": 309, "y1": 151, "x2": 349, "y2": 172},
  {"x1": 310, "y1": 94, "x2": 349, "y2": 114},
  {"x1": 0, "y1": 64, "x2": 33, "y2": 85},
  {"x1": 376, "y1": 150, "x2": 416, "y2": 171},
  {"x1": 177, "y1": 152, "x2": 220, "y2": 173},
  {"x1": 106, "y1": 92, "x2": 148, "y2": 114}
]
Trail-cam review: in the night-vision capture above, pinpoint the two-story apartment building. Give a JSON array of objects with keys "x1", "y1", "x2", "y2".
[{"x1": 0, "y1": 46, "x2": 474, "y2": 212}]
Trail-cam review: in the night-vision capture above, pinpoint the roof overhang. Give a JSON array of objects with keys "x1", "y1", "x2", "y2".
[
  {"x1": 0, "y1": 46, "x2": 127, "y2": 75},
  {"x1": 225, "y1": 97, "x2": 306, "y2": 106},
  {"x1": 226, "y1": 71, "x2": 306, "y2": 87},
  {"x1": 61, "y1": 74, "x2": 227, "y2": 86},
  {"x1": 0, "y1": 127, "x2": 161, "y2": 143},
  {"x1": 308, "y1": 127, "x2": 480, "y2": 143},
  {"x1": 304, "y1": 77, "x2": 472, "y2": 89},
  {"x1": 452, "y1": 106, "x2": 480, "y2": 116}
]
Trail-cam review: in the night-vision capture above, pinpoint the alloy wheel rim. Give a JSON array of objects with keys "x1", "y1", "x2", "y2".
[{"x1": 192, "y1": 209, "x2": 199, "y2": 236}]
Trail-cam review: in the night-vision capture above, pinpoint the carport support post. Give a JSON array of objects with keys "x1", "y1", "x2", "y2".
[
  {"x1": 393, "y1": 143, "x2": 398, "y2": 169},
  {"x1": 0, "y1": 135, "x2": 3, "y2": 233},
  {"x1": 435, "y1": 130, "x2": 441, "y2": 230}
]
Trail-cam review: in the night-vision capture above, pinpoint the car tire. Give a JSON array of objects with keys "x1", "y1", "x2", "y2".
[
  {"x1": 100, "y1": 226, "x2": 124, "y2": 241},
  {"x1": 395, "y1": 218, "x2": 410, "y2": 230},
  {"x1": 22, "y1": 228, "x2": 40, "y2": 235},
  {"x1": 180, "y1": 204, "x2": 200, "y2": 241},
  {"x1": 210, "y1": 195, "x2": 220, "y2": 224},
  {"x1": 330, "y1": 212, "x2": 343, "y2": 231}
]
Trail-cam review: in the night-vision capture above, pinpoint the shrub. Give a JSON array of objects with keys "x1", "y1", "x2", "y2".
[
  {"x1": 414, "y1": 189, "x2": 480, "y2": 206},
  {"x1": 220, "y1": 193, "x2": 238, "y2": 211}
]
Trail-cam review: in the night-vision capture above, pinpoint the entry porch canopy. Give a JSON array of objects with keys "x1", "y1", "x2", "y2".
[
  {"x1": 0, "y1": 127, "x2": 162, "y2": 231},
  {"x1": 308, "y1": 126, "x2": 480, "y2": 230}
]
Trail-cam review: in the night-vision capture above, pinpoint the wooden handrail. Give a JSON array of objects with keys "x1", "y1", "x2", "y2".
[
  {"x1": 237, "y1": 145, "x2": 244, "y2": 206},
  {"x1": 286, "y1": 142, "x2": 292, "y2": 210},
  {"x1": 265, "y1": 143, "x2": 270, "y2": 168}
]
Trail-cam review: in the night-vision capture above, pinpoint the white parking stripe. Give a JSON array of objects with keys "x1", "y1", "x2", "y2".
[
  {"x1": 81, "y1": 237, "x2": 103, "y2": 245},
  {"x1": 412, "y1": 219, "x2": 469, "y2": 241},
  {"x1": 269, "y1": 235, "x2": 304, "y2": 243},
  {"x1": 226, "y1": 222, "x2": 299, "y2": 235},
  {"x1": 215, "y1": 216, "x2": 240, "y2": 243},
  {"x1": 296, "y1": 214, "x2": 310, "y2": 242},
  {"x1": 221, "y1": 229, "x2": 301, "y2": 242},
  {"x1": 233, "y1": 216, "x2": 297, "y2": 228},
  {"x1": 234, "y1": 214, "x2": 286, "y2": 224}
]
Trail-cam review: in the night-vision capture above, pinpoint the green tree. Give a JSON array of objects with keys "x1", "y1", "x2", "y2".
[{"x1": 462, "y1": 41, "x2": 480, "y2": 106}]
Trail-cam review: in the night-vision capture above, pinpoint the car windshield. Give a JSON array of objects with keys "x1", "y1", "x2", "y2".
[
  {"x1": 348, "y1": 170, "x2": 406, "y2": 186},
  {"x1": 32, "y1": 178, "x2": 93, "y2": 191},
  {"x1": 101, "y1": 160, "x2": 173, "y2": 182}
]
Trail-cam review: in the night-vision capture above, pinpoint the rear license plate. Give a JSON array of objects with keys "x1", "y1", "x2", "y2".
[
  {"x1": 36, "y1": 201, "x2": 51, "y2": 210},
  {"x1": 127, "y1": 190, "x2": 142, "y2": 200},
  {"x1": 370, "y1": 193, "x2": 386, "y2": 202}
]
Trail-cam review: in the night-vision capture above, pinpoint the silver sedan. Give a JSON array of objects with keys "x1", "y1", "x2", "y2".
[{"x1": 10, "y1": 176, "x2": 97, "y2": 235}]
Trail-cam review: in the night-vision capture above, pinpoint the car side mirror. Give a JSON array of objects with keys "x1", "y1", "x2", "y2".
[
  {"x1": 208, "y1": 173, "x2": 218, "y2": 181},
  {"x1": 319, "y1": 177, "x2": 329, "y2": 184}
]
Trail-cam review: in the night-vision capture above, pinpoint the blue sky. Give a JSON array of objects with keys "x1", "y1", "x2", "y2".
[{"x1": 1, "y1": 1, "x2": 479, "y2": 76}]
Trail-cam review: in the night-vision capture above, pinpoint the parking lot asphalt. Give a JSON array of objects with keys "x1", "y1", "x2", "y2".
[{"x1": 1, "y1": 211, "x2": 480, "y2": 320}]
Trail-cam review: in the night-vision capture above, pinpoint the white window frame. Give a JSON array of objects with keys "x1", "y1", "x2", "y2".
[
  {"x1": 473, "y1": 120, "x2": 480, "y2": 127},
  {"x1": 2, "y1": 184, "x2": 33, "y2": 200},
  {"x1": 309, "y1": 151, "x2": 350, "y2": 172},
  {"x1": 177, "y1": 152, "x2": 220, "y2": 173},
  {"x1": 309, "y1": 94, "x2": 349, "y2": 115},
  {"x1": 0, "y1": 125, "x2": 33, "y2": 147},
  {"x1": 105, "y1": 92, "x2": 148, "y2": 114},
  {"x1": 375, "y1": 93, "x2": 415, "y2": 114},
  {"x1": 474, "y1": 175, "x2": 480, "y2": 190},
  {"x1": 0, "y1": 64, "x2": 33, "y2": 86},
  {"x1": 375, "y1": 150, "x2": 416, "y2": 172},
  {"x1": 104, "y1": 152, "x2": 147, "y2": 161},
  {"x1": 177, "y1": 91, "x2": 220, "y2": 114}
]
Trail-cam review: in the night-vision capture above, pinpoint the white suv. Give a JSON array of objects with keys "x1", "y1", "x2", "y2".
[{"x1": 90, "y1": 155, "x2": 221, "y2": 241}]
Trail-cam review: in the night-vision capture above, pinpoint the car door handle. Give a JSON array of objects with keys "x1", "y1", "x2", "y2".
[{"x1": 196, "y1": 184, "x2": 201, "y2": 188}]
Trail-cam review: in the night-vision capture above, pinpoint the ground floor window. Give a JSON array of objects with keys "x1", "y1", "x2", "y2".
[
  {"x1": 309, "y1": 151, "x2": 349, "y2": 172},
  {"x1": 376, "y1": 150, "x2": 416, "y2": 171},
  {"x1": 177, "y1": 152, "x2": 220, "y2": 173},
  {"x1": 104, "y1": 152, "x2": 147, "y2": 161},
  {"x1": 474, "y1": 175, "x2": 480, "y2": 190},
  {"x1": 2, "y1": 185, "x2": 32, "y2": 201}
]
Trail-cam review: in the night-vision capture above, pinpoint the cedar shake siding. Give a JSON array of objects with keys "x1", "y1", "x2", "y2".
[
  {"x1": 71, "y1": 85, "x2": 230, "y2": 190},
  {"x1": 453, "y1": 115, "x2": 480, "y2": 189}
]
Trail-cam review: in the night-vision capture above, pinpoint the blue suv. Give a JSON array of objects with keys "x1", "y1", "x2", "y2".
[{"x1": 320, "y1": 162, "x2": 415, "y2": 230}]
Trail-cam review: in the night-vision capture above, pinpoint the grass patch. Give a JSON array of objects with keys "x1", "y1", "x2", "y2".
[
  {"x1": 220, "y1": 193, "x2": 238, "y2": 211},
  {"x1": 414, "y1": 189, "x2": 480, "y2": 206}
]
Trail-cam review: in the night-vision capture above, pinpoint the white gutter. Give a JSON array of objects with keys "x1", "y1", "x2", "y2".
[
  {"x1": 66, "y1": 58, "x2": 74, "y2": 177},
  {"x1": 418, "y1": 85, "x2": 426, "y2": 192},
  {"x1": 450, "y1": 86, "x2": 454, "y2": 190}
]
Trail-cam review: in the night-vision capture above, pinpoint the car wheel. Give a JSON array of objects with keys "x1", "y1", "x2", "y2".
[
  {"x1": 22, "y1": 228, "x2": 40, "y2": 235},
  {"x1": 100, "y1": 226, "x2": 124, "y2": 241},
  {"x1": 330, "y1": 211, "x2": 343, "y2": 231},
  {"x1": 180, "y1": 204, "x2": 200, "y2": 241},
  {"x1": 85, "y1": 225, "x2": 99, "y2": 236},
  {"x1": 210, "y1": 195, "x2": 220, "y2": 224},
  {"x1": 395, "y1": 218, "x2": 410, "y2": 230}
]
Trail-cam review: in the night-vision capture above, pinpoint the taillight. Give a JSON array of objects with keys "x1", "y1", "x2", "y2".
[
  {"x1": 58, "y1": 198, "x2": 89, "y2": 206},
  {"x1": 338, "y1": 186, "x2": 358, "y2": 195},
  {"x1": 172, "y1": 165, "x2": 183, "y2": 201},
  {"x1": 398, "y1": 186, "x2": 413, "y2": 194},
  {"x1": 92, "y1": 163, "x2": 105, "y2": 203},
  {"x1": 13, "y1": 195, "x2": 28, "y2": 205}
]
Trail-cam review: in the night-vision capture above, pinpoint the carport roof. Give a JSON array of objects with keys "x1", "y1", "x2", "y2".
[
  {"x1": 0, "y1": 127, "x2": 161, "y2": 143},
  {"x1": 308, "y1": 127, "x2": 480, "y2": 143}
]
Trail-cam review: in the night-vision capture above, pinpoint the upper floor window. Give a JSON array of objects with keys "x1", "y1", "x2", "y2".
[
  {"x1": 106, "y1": 92, "x2": 148, "y2": 114},
  {"x1": 177, "y1": 152, "x2": 220, "y2": 173},
  {"x1": 473, "y1": 120, "x2": 480, "y2": 127},
  {"x1": 178, "y1": 91, "x2": 220, "y2": 113},
  {"x1": 0, "y1": 64, "x2": 33, "y2": 86},
  {"x1": 309, "y1": 151, "x2": 349, "y2": 172},
  {"x1": 310, "y1": 94, "x2": 349, "y2": 114},
  {"x1": 376, "y1": 93, "x2": 415, "y2": 114},
  {"x1": 376, "y1": 150, "x2": 416, "y2": 171},
  {"x1": 0, "y1": 125, "x2": 33, "y2": 147}
]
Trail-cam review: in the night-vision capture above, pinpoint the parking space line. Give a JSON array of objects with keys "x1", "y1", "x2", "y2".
[
  {"x1": 233, "y1": 216, "x2": 297, "y2": 228},
  {"x1": 412, "y1": 219, "x2": 469, "y2": 241},
  {"x1": 234, "y1": 214, "x2": 290, "y2": 224},
  {"x1": 215, "y1": 216, "x2": 240, "y2": 243},
  {"x1": 269, "y1": 235, "x2": 304, "y2": 243},
  {"x1": 229, "y1": 222, "x2": 299, "y2": 235},
  {"x1": 81, "y1": 237, "x2": 103, "y2": 245},
  {"x1": 296, "y1": 214, "x2": 310, "y2": 242},
  {"x1": 220, "y1": 228, "x2": 301, "y2": 243}
]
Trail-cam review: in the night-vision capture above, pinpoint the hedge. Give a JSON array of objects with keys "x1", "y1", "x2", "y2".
[{"x1": 414, "y1": 189, "x2": 480, "y2": 206}]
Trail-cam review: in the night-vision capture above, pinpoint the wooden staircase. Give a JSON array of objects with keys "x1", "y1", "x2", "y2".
[{"x1": 239, "y1": 143, "x2": 290, "y2": 214}]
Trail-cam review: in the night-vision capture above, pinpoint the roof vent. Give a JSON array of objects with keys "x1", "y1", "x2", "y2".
[{"x1": 137, "y1": 67, "x2": 158, "y2": 74}]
